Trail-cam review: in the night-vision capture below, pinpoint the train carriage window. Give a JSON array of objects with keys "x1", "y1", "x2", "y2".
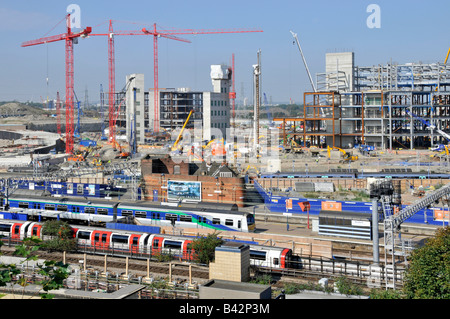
[
  {"x1": 102, "y1": 234, "x2": 107, "y2": 242},
  {"x1": 44, "y1": 204, "x2": 55, "y2": 210},
  {"x1": 78, "y1": 231, "x2": 91, "y2": 240},
  {"x1": 273, "y1": 258, "x2": 279, "y2": 266},
  {"x1": 246, "y1": 214, "x2": 255, "y2": 225},
  {"x1": 212, "y1": 218, "x2": 221, "y2": 225},
  {"x1": 121, "y1": 210, "x2": 133, "y2": 217},
  {"x1": 132, "y1": 237, "x2": 139, "y2": 245},
  {"x1": 135, "y1": 211, "x2": 147, "y2": 218},
  {"x1": 57, "y1": 205, "x2": 68, "y2": 212},
  {"x1": 152, "y1": 213, "x2": 161, "y2": 220},
  {"x1": 18, "y1": 202, "x2": 29, "y2": 209},
  {"x1": 72, "y1": 206, "x2": 80, "y2": 213},
  {"x1": 32, "y1": 226, "x2": 39, "y2": 236},
  {"x1": 94, "y1": 233, "x2": 100, "y2": 242},
  {"x1": 163, "y1": 240, "x2": 182, "y2": 249},
  {"x1": 85, "y1": 207, "x2": 95, "y2": 214},
  {"x1": 225, "y1": 219, "x2": 234, "y2": 226},
  {"x1": 238, "y1": 220, "x2": 241, "y2": 229},
  {"x1": 153, "y1": 239, "x2": 160, "y2": 249},
  {"x1": 249, "y1": 250, "x2": 266, "y2": 261},
  {"x1": 0, "y1": 224, "x2": 11, "y2": 232},
  {"x1": 165, "y1": 214, "x2": 178, "y2": 221},
  {"x1": 97, "y1": 208, "x2": 108, "y2": 215},
  {"x1": 111, "y1": 234, "x2": 129, "y2": 244},
  {"x1": 180, "y1": 215, "x2": 192, "y2": 222}
]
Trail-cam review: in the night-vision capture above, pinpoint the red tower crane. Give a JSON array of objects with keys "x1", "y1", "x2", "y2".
[
  {"x1": 92, "y1": 22, "x2": 262, "y2": 140},
  {"x1": 21, "y1": 14, "x2": 92, "y2": 154},
  {"x1": 56, "y1": 91, "x2": 62, "y2": 135},
  {"x1": 90, "y1": 20, "x2": 190, "y2": 145},
  {"x1": 141, "y1": 24, "x2": 263, "y2": 133}
]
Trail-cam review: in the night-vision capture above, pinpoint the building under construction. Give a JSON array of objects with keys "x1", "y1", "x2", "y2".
[
  {"x1": 111, "y1": 65, "x2": 232, "y2": 146},
  {"x1": 295, "y1": 52, "x2": 450, "y2": 150}
]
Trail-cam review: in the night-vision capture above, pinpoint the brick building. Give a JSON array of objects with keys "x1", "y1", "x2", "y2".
[{"x1": 140, "y1": 156, "x2": 246, "y2": 207}]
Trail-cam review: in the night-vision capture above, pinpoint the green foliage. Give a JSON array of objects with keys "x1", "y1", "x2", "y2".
[
  {"x1": 0, "y1": 236, "x2": 70, "y2": 299},
  {"x1": 334, "y1": 276, "x2": 364, "y2": 296},
  {"x1": 402, "y1": 226, "x2": 450, "y2": 299},
  {"x1": 369, "y1": 288, "x2": 404, "y2": 299},
  {"x1": 190, "y1": 232, "x2": 224, "y2": 265},
  {"x1": 36, "y1": 260, "x2": 70, "y2": 299},
  {"x1": 42, "y1": 220, "x2": 73, "y2": 238},
  {"x1": 250, "y1": 274, "x2": 272, "y2": 285},
  {"x1": 41, "y1": 220, "x2": 77, "y2": 252},
  {"x1": 282, "y1": 281, "x2": 333, "y2": 294}
]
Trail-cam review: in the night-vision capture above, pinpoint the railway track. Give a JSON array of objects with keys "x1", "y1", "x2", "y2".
[{"x1": 0, "y1": 246, "x2": 210, "y2": 280}]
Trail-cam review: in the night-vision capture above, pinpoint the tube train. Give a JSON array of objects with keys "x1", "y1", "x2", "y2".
[
  {"x1": 0, "y1": 220, "x2": 293, "y2": 269},
  {"x1": 2, "y1": 194, "x2": 255, "y2": 232}
]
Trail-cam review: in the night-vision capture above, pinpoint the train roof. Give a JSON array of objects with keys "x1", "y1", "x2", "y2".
[
  {"x1": 119, "y1": 200, "x2": 245, "y2": 216},
  {"x1": 8, "y1": 193, "x2": 118, "y2": 207}
]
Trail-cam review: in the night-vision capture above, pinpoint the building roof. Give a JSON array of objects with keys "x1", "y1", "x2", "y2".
[{"x1": 193, "y1": 161, "x2": 238, "y2": 177}]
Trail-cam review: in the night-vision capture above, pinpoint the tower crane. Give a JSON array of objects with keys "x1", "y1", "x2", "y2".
[
  {"x1": 140, "y1": 24, "x2": 263, "y2": 133},
  {"x1": 90, "y1": 20, "x2": 191, "y2": 144},
  {"x1": 91, "y1": 21, "x2": 262, "y2": 138},
  {"x1": 56, "y1": 91, "x2": 62, "y2": 136},
  {"x1": 21, "y1": 14, "x2": 92, "y2": 155}
]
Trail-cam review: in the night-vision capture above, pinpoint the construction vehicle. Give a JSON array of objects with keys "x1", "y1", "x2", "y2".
[
  {"x1": 279, "y1": 138, "x2": 303, "y2": 154},
  {"x1": 112, "y1": 139, "x2": 131, "y2": 159},
  {"x1": 291, "y1": 139, "x2": 303, "y2": 153},
  {"x1": 328, "y1": 146, "x2": 358, "y2": 162},
  {"x1": 171, "y1": 109, "x2": 194, "y2": 154},
  {"x1": 358, "y1": 144, "x2": 375, "y2": 156}
]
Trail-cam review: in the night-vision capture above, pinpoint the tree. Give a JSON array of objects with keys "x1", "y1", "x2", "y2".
[
  {"x1": 0, "y1": 236, "x2": 70, "y2": 299},
  {"x1": 190, "y1": 232, "x2": 223, "y2": 265},
  {"x1": 41, "y1": 220, "x2": 77, "y2": 252},
  {"x1": 402, "y1": 226, "x2": 450, "y2": 299}
]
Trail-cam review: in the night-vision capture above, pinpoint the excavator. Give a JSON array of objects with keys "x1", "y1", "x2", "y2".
[
  {"x1": 171, "y1": 109, "x2": 194, "y2": 154},
  {"x1": 112, "y1": 139, "x2": 131, "y2": 159},
  {"x1": 327, "y1": 146, "x2": 358, "y2": 162}
]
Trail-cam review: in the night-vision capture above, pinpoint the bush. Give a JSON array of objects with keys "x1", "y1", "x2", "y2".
[{"x1": 190, "y1": 231, "x2": 223, "y2": 264}]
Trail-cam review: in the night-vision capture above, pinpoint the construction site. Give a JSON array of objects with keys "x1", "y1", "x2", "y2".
[{"x1": 1, "y1": 7, "x2": 450, "y2": 299}]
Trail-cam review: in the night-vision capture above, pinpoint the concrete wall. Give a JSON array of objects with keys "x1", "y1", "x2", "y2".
[
  {"x1": 209, "y1": 244, "x2": 250, "y2": 282},
  {"x1": 126, "y1": 74, "x2": 145, "y2": 144},
  {"x1": 326, "y1": 52, "x2": 354, "y2": 91}
]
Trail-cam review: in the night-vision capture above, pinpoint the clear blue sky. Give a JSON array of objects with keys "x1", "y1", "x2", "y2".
[{"x1": 1, "y1": 0, "x2": 450, "y2": 105}]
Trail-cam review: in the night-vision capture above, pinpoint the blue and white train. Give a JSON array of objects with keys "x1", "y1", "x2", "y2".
[{"x1": 1, "y1": 194, "x2": 256, "y2": 232}]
